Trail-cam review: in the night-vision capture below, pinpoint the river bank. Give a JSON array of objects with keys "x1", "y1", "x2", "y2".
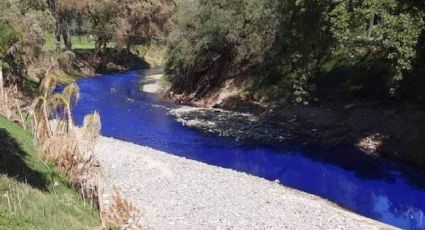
[
  {"x1": 94, "y1": 136, "x2": 394, "y2": 229},
  {"x1": 169, "y1": 102, "x2": 425, "y2": 167},
  {"x1": 141, "y1": 74, "x2": 425, "y2": 168},
  {"x1": 0, "y1": 117, "x2": 100, "y2": 229},
  {"x1": 69, "y1": 70, "x2": 425, "y2": 229}
]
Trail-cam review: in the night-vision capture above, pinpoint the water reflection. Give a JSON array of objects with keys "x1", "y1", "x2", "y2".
[{"x1": 71, "y1": 70, "x2": 425, "y2": 229}]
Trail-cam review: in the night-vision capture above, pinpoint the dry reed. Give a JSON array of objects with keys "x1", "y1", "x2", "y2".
[
  {"x1": 102, "y1": 190, "x2": 143, "y2": 229},
  {"x1": 28, "y1": 71, "x2": 142, "y2": 229},
  {"x1": 0, "y1": 82, "x2": 27, "y2": 128},
  {"x1": 0, "y1": 61, "x2": 141, "y2": 228}
]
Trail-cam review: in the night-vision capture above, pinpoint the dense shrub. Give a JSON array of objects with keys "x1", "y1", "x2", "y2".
[
  {"x1": 165, "y1": 0, "x2": 425, "y2": 104},
  {"x1": 0, "y1": 24, "x2": 19, "y2": 56},
  {"x1": 165, "y1": 0, "x2": 277, "y2": 97}
]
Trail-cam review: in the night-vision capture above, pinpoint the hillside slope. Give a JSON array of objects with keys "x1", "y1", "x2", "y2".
[{"x1": 0, "y1": 117, "x2": 100, "y2": 230}]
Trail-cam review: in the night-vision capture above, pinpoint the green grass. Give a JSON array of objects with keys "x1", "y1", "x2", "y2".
[
  {"x1": 159, "y1": 74, "x2": 171, "y2": 87},
  {"x1": 239, "y1": 48, "x2": 392, "y2": 103},
  {"x1": 44, "y1": 32, "x2": 96, "y2": 51},
  {"x1": 0, "y1": 117, "x2": 100, "y2": 230},
  {"x1": 56, "y1": 73, "x2": 77, "y2": 86},
  {"x1": 136, "y1": 44, "x2": 166, "y2": 67}
]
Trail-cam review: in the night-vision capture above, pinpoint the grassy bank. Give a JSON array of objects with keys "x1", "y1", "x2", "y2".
[
  {"x1": 43, "y1": 33, "x2": 97, "y2": 51},
  {"x1": 0, "y1": 117, "x2": 100, "y2": 229},
  {"x1": 42, "y1": 32, "x2": 164, "y2": 86}
]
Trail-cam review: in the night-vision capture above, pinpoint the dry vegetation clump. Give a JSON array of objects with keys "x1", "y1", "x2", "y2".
[
  {"x1": 102, "y1": 190, "x2": 143, "y2": 229},
  {"x1": 1, "y1": 58, "x2": 142, "y2": 228},
  {"x1": 78, "y1": 112, "x2": 102, "y2": 154},
  {"x1": 57, "y1": 50, "x2": 77, "y2": 73},
  {"x1": 27, "y1": 70, "x2": 142, "y2": 229},
  {"x1": 0, "y1": 84, "x2": 27, "y2": 128},
  {"x1": 31, "y1": 72, "x2": 101, "y2": 200}
]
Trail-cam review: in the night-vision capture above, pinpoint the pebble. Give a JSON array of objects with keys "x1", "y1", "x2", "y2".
[{"x1": 94, "y1": 137, "x2": 394, "y2": 230}]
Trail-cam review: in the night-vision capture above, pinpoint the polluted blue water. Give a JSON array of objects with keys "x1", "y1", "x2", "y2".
[{"x1": 71, "y1": 70, "x2": 425, "y2": 229}]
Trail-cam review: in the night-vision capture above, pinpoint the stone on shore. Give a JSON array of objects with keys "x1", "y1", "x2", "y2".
[{"x1": 94, "y1": 136, "x2": 394, "y2": 230}]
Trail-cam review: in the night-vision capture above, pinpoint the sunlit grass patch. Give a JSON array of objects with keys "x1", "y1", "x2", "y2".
[{"x1": 43, "y1": 32, "x2": 96, "y2": 51}]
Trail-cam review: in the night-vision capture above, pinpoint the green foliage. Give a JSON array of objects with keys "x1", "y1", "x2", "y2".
[
  {"x1": 330, "y1": 0, "x2": 424, "y2": 97},
  {"x1": 84, "y1": 0, "x2": 174, "y2": 52},
  {"x1": 166, "y1": 0, "x2": 425, "y2": 103},
  {"x1": 165, "y1": 0, "x2": 277, "y2": 96},
  {"x1": 380, "y1": 12, "x2": 423, "y2": 96},
  {"x1": 56, "y1": 73, "x2": 76, "y2": 85},
  {"x1": 136, "y1": 44, "x2": 167, "y2": 67},
  {"x1": 44, "y1": 33, "x2": 96, "y2": 51},
  {"x1": 165, "y1": 0, "x2": 339, "y2": 102},
  {"x1": 0, "y1": 24, "x2": 19, "y2": 57},
  {"x1": 272, "y1": 0, "x2": 336, "y2": 103}
]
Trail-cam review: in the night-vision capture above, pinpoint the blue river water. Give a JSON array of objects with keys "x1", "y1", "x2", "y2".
[{"x1": 70, "y1": 70, "x2": 425, "y2": 229}]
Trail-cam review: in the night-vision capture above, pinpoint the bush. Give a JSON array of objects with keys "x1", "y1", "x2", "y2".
[
  {"x1": 165, "y1": 0, "x2": 425, "y2": 104},
  {"x1": 58, "y1": 50, "x2": 77, "y2": 73},
  {"x1": 0, "y1": 24, "x2": 19, "y2": 56},
  {"x1": 165, "y1": 0, "x2": 277, "y2": 97}
]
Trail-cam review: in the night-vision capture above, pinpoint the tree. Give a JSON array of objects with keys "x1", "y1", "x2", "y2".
[
  {"x1": 114, "y1": 0, "x2": 175, "y2": 50},
  {"x1": 0, "y1": 0, "x2": 45, "y2": 88},
  {"x1": 0, "y1": 23, "x2": 19, "y2": 91},
  {"x1": 165, "y1": 0, "x2": 278, "y2": 97},
  {"x1": 85, "y1": 0, "x2": 119, "y2": 53},
  {"x1": 44, "y1": 0, "x2": 86, "y2": 50},
  {"x1": 47, "y1": 0, "x2": 70, "y2": 50},
  {"x1": 272, "y1": 0, "x2": 337, "y2": 103},
  {"x1": 330, "y1": 0, "x2": 424, "y2": 97},
  {"x1": 84, "y1": 0, "x2": 174, "y2": 53}
]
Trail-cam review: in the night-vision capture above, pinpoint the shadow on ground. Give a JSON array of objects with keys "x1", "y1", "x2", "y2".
[
  {"x1": 0, "y1": 128, "x2": 48, "y2": 190},
  {"x1": 75, "y1": 48, "x2": 150, "y2": 74}
]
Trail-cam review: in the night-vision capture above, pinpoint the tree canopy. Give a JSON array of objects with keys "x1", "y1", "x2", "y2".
[
  {"x1": 0, "y1": 0, "x2": 175, "y2": 88},
  {"x1": 165, "y1": 0, "x2": 425, "y2": 103}
]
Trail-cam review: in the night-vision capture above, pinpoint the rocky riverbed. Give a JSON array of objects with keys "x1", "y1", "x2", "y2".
[
  {"x1": 142, "y1": 74, "x2": 163, "y2": 94},
  {"x1": 142, "y1": 72, "x2": 425, "y2": 169},
  {"x1": 168, "y1": 102, "x2": 425, "y2": 167},
  {"x1": 94, "y1": 136, "x2": 393, "y2": 229}
]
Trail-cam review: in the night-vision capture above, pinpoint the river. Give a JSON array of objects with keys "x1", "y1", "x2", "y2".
[{"x1": 71, "y1": 70, "x2": 425, "y2": 229}]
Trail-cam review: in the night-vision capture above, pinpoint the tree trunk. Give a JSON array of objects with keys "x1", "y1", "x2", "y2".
[
  {"x1": 95, "y1": 39, "x2": 105, "y2": 55},
  {"x1": 55, "y1": 21, "x2": 62, "y2": 51},
  {"x1": 0, "y1": 61, "x2": 4, "y2": 97},
  {"x1": 62, "y1": 17, "x2": 72, "y2": 50},
  {"x1": 367, "y1": 13, "x2": 375, "y2": 39},
  {"x1": 48, "y1": 0, "x2": 61, "y2": 51}
]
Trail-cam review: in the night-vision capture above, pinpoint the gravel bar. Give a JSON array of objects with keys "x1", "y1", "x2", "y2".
[{"x1": 94, "y1": 137, "x2": 395, "y2": 230}]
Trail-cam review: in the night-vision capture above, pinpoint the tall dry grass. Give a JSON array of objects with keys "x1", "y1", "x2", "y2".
[
  {"x1": 0, "y1": 62, "x2": 142, "y2": 228},
  {"x1": 0, "y1": 79, "x2": 28, "y2": 129},
  {"x1": 28, "y1": 70, "x2": 142, "y2": 229},
  {"x1": 102, "y1": 190, "x2": 143, "y2": 229},
  {"x1": 30, "y1": 70, "x2": 102, "y2": 205}
]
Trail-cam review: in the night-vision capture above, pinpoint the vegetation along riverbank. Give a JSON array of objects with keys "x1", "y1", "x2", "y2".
[
  {"x1": 0, "y1": 0, "x2": 174, "y2": 228},
  {"x1": 0, "y1": 116, "x2": 99, "y2": 229},
  {"x1": 2, "y1": 0, "x2": 425, "y2": 229},
  {"x1": 163, "y1": 0, "x2": 425, "y2": 168}
]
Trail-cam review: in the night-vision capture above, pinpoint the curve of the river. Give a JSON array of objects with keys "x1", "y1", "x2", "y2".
[{"x1": 71, "y1": 70, "x2": 425, "y2": 229}]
